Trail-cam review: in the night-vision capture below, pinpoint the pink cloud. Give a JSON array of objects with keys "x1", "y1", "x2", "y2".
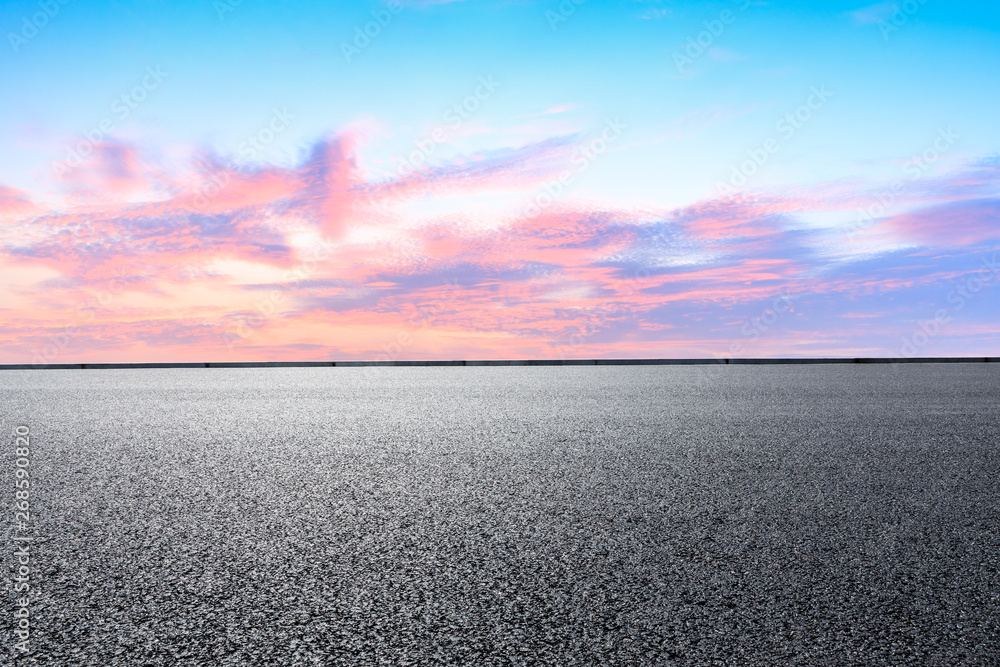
[
  {"x1": 0, "y1": 187, "x2": 36, "y2": 217},
  {"x1": 884, "y1": 199, "x2": 1000, "y2": 246},
  {"x1": 3, "y1": 131, "x2": 1000, "y2": 363}
]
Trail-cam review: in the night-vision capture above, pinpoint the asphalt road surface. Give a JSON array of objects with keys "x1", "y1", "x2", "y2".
[{"x1": 3, "y1": 365, "x2": 999, "y2": 665}]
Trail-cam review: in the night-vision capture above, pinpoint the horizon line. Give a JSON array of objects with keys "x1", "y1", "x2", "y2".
[{"x1": 2, "y1": 357, "x2": 998, "y2": 370}]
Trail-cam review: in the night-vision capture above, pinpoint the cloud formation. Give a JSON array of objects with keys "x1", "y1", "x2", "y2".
[{"x1": 2, "y1": 129, "x2": 999, "y2": 365}]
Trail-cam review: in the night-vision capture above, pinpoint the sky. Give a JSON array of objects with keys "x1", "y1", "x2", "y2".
[{"x1": 1, "y1": 0, "x2": 999, "y2": 363}]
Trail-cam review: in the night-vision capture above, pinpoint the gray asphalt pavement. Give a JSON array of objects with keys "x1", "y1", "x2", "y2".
[{"x1": 3, "y1": 365, "x2": 999, "y2": 665}]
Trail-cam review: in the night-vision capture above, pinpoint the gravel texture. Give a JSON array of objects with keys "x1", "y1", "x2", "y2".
[{"x1": 2, "y1": 364, "x2": 999, "y2": 665}]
